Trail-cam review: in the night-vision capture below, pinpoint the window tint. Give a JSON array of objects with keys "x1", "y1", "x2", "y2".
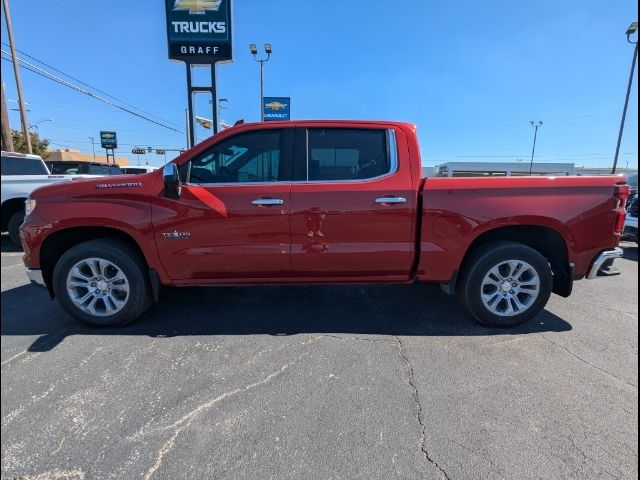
[
  {"x1": 1, "y1": 156, "x2": 49, "y2": 175},
  {"x1": 189, "y1": 130, "x2": 285, "y2": 184},
  {"x1": 122, "y1": 167, "x2": 147, "y2": 174},
  {"x1": 48, "y1": 162, "x2": 80, "y2": 175},
  {"x1": 88, "y1": 165, "x2": 113, "y2": 175},
  {"x1": 307, "y1": 129, "x2": 390, "y2": 181}
]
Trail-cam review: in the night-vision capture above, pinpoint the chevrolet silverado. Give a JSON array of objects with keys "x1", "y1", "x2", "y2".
[{"x1": 19, "y1": 121, "x2": 630, "y2": 327}]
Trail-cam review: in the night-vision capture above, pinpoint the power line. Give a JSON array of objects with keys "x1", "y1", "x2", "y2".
[
  {"x1": 50, "y1": 0, "x2": 180, "y2": 92},
  {"x1": 1, "y1": 52, "x2": 183, "y2": 134},
  {"x1": 0, "y1": 41, "x2": 182, "y2": 130}
]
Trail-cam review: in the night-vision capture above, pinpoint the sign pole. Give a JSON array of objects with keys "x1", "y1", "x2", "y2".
[
  {"x1": 184, "y1": 108, "x2": 191, "y2": 149},
  {"x1": 211, "y1": 63, "x2": 218, "y2": 134},
  {"x1": 186, "y1": 63, "x2": 195, "y2": 148}
]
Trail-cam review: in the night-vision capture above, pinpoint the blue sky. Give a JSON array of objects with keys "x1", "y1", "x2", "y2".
[{"x1": 2, "y1": 0, "x2": 638, "y2": 168}]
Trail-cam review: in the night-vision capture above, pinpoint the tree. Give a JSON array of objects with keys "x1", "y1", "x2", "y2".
[{"x1": 11, "y1": 129, "x2": 50, "y2": 157}]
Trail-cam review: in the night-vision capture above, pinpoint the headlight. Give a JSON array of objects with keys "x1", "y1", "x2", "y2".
[{"x1": 25, "y1": 198, "x2": 36, "y2": 216}]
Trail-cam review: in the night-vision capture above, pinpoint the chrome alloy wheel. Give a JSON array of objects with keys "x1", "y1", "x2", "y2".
[
  {"x1": 481, "y1": 260, "x2": 540, "y2": 317},
  {"x1": 66, "y1": 257, "x2": 130, "y2": 317}
]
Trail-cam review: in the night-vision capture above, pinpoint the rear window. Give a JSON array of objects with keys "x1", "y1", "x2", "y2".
[
  {"x1": 48, "y1": 162, "x2": 80, "y2": 175},
  {"x1": 121, "y1": 167, "x2": 147, "y2": 175},
  {"x1": 87, "y1": 165, "x2": 118, "y2": 175},
  {"x1": 306, "y1": 129, "x2": 390, "y2": 181},
  {"x1": 1, "y1": 155, "x2": 49, "y2": 175}
]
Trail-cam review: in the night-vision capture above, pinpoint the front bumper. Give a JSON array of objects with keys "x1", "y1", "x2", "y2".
[
  {"x1": 586, "y1": 248, "x2": 624, "y2": 280},
  {"x1": 26, "y1": 268, "x2": 46, "y2": 287}
]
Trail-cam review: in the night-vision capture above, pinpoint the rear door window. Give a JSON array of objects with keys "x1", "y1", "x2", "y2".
[{"x1": 305, "y1": 129, "x2": 391, "y2": 181}]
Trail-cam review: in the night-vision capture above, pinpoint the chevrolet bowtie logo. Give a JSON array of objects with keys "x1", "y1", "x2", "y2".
[
  {"x1": 173, "y1": 0, "x2": 222, "y2": 14},
  {"x1": 265, "y1": 101, "x2": 288, "y2": 111}
]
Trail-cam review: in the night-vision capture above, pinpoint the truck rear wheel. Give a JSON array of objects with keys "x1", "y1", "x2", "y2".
[
  {"x1": 52, "y1": 238, "x2": 152, "y2": 327},
  {"x1": 458, "y1": 241, "x2": 553, "y2": 327},
  {"x1": 7, "y1": 211, "x2": 25, "y2": 247}
]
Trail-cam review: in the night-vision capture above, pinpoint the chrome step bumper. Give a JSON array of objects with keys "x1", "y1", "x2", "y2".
[{"x1": 586, "y1": 248, "x2": 624, "y2": 280}]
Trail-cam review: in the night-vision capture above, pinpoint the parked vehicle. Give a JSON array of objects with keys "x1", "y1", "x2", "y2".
[
  {"x1": 121, "y1": 166, "x2": 157, "y2": 175},
  {"x1": 20, "y1": 121, "x2": 631, "y2": 327},
  {"x1": 623, "y1": 194, "x2": 638, "y2": 243},
  {"x1": 45, "y1": 161, "x2": 122, "y2": 176},
  {"x1": 1, "y1": 151, "x2": 108, "y2": 246}
]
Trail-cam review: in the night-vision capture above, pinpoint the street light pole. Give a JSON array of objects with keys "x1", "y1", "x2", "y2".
[
  {"x1": 88, "y1": 137, "x2": 96, "y2": 159},
  {"x1": 2, "y1": 0, "x2": 31, "y2": 154},
  {"x1": 529, "y1": 121, "x2": 543, "y2": 176},
  {"x1": 250, "y1": 43, "x2": 272, "y2": 121},
  {"x1": 612, "y1": 21, "x2": 638, "y2": 174},
  {"x1": 28, "y1": 118, "x2": 52, "y2": 132}
]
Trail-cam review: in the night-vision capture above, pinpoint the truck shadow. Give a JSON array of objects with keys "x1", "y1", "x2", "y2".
[
  {"x1": 621, "y1": 242, "x2": 638, "y2": 261},
  {"x1": 1, "y1": 234, "x2": 22, "y2": 253},
  {"x1": 1, "y1": 283, "x2": 572, "y2": 352}
]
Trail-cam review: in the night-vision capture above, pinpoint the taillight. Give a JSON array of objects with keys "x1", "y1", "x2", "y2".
[
  {"x1": 615, "y1": 183, "x2": 631, "y2": 203},
  {"x1": 615, "y1": 209, "x2": 627, "y2": 234},
  {"x1": 614, "y1": 183, "x2": 630, "y2": 234}
]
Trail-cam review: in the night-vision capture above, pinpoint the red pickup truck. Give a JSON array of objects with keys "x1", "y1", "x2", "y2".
[{"x1": 20, "y1": 121, "x2": 630, "y2": 328}]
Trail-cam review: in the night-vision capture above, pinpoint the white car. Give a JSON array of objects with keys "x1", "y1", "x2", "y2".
[{"x1": 1, "y1": 151, "x2": 100, "y2": 246}]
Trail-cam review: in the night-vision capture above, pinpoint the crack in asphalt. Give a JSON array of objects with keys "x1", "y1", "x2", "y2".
[
  {"x1": 355, "y1": 286, "x2": 451, "y2": 479},
  {"x1": 142, "y1": 337, "x2": 321, "y2": 480},
  {"x1": 538, "y1": 333, "x2": 637, "y2": 389},
  {"x1": 396, "y1": 335, "x2": 451, "y2": 480}
]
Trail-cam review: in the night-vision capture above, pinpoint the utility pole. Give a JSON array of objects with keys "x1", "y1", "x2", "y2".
[
  {"x1": 2, "y1": 0, "x2": 31, "y2": 153},
  {"x1": 529, "y1": 121, "x2": 543, "y2": 175},
  {"x1": 612, "y1": 22, "x2": 638, "y2": 174},
  {"x1": 1, "y1": 81, "x2": 13, "y2": 151}
]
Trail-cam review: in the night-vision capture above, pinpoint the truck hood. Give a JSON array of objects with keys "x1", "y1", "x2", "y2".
[{"x1": 30, "y1": 171, "x2": 160, "y2": 201}]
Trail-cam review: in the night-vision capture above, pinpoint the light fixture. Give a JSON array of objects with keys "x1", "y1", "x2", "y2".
[
  {"x1": 264, "y1": 43, "x2": 272, "y2": 54},
  {"x1": 249, "y1": 44, "x2": 258, "y2": 55},
  {"x1": 626, "y1": 22, "x2": 638, "y2": 36}
]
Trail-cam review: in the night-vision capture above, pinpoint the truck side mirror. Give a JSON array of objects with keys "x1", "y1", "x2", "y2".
[{"x1": 163, "y1": 163, "x2": 181, "y2": 199}]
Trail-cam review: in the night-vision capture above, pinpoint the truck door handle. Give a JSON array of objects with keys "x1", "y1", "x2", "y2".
[
  {"x1": 252, "y1": 198, "x2": 284, "y2": 206},
  {"x1": 375, "y1": 196, "x2": 407, "y2": 205}
]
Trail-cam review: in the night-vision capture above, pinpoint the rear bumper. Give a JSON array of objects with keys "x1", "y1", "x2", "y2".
[
  {"x1": 586, "y1": 248, "x2": 624, "y2": 280},
  {"x1": 26, "y1": 268, "x2": 46, "y2": 287}
]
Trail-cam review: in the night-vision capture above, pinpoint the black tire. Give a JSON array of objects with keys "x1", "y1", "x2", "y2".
[
  {"x1": 457, "y1": 241, "x2": 553, "y2": 327},
  {"x1": 52, "y1": 238, "x2": 152, "y2": 327},
  {"x1": 7, "y1": 211, "x2": 25, "y2": 248}
]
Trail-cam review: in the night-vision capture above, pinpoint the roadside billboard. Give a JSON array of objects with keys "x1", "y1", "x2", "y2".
[
  {"x1": 263, "y1": 97, "x2": 290, "y2": 121},
  {"x1": 165, "y1": 0, "x2": 233, "y2": 64},
  {"x1": 100, "y1": 131, "x2": 117, "y2": 149}
]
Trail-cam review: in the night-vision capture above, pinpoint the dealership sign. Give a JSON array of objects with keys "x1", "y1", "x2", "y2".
[
  {"x1": 263, "y1": 97, "x2": 290, "y2": 121},
  {"x1": 100, "y1": 131, "x2": 117, "y2": 149},
  {"x1": 165, "y1": 0, "x2": 233, "y2": 63}
]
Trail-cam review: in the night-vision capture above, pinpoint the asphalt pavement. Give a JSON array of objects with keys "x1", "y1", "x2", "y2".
[{"x1": 1, "y1": 236, "x2": 638, "y2": 480}]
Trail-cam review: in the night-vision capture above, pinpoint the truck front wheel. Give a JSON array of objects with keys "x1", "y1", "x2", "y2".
[
  {"x1": 52, "y1": 239, "x2": 152, "y2": 326},
  {"x1": 458, "y1": 241, "x2": 553, "y2": 327}
]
